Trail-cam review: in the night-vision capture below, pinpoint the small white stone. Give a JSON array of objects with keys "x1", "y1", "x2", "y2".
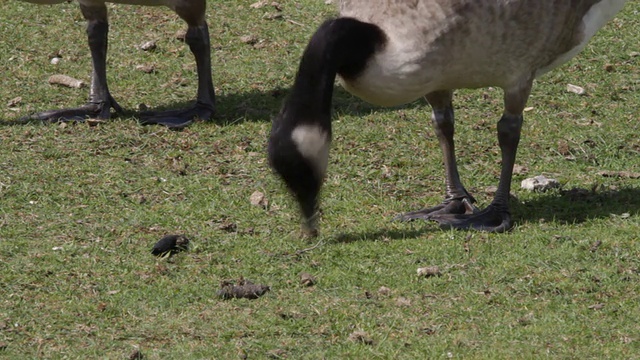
[
  {"x1": 417, "y1": 266, "x2": 441, "y2": 277},
  {"x1": 521, "y1": 175, "x2": 561, "y2": 192},
  {"x1": 50, "y1": 57, "x2": 61, "y2": 65},
  {"x1": 139, "y1": 40, "x2": 157, "y2": 51},
  {"x1": 249, "y1": 190, "x2": 268, "y2": 208},
  {"x1": 566, "y1": 84, "x2": 586, "y2": 95}
]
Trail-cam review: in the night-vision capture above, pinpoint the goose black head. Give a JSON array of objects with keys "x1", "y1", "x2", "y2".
[
  {"x1": 267, "y1": 17, "x2": 386, "y2": 235},
  {"x1": 268, "y1": 104, "x2": 331, "y2": 235}
]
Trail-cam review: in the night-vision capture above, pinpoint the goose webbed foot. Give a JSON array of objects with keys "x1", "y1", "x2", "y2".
[
  {"x1": 138, "y1": 101, "x2": 214, "y2": 129},
  {"x1": 430, "y1": 204, "x2": 513, "y2": 233},
  {"x1": 20, "y1": 96, "x2": 123, "y2": 123},
  {"x1": 395, "y1": 197, "x2": 478, "y2": 221}
]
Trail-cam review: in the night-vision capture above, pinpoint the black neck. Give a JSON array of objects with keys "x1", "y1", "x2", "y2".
[{"x1": 281, "y1": 17, "x2": 387, "y2": 128}]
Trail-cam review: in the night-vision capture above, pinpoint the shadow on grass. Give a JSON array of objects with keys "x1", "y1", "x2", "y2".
[
  {"x1": 327, "y1": 186, "x2": 640, "y2": 242},
  {"x1": 0, "y1": 87, "x2": 427, "y2": 127},
  {"x1": 329, "y1": 223, "x2": 438, "y2": 244},
  {"x1": 512, "y1": 186, "x2": 640, "y2": 226}
]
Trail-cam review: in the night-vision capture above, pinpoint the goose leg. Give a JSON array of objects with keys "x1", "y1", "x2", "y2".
[
  {"x1": 429, "y1": 80, "x2": 533, "y2": 232},
  {"x1": 139, "y1": 2, "x2": 215, "y2": 129},
  {"x1": 22, "y1": 4, "x2": 123, "y2": 122},
  {"x1": 396, "y1": 90, "x2": 479, "y2": 221}
]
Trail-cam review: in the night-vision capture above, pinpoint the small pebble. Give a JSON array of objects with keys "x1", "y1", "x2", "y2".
[
  {"x1": 139, "y1": 40, "x2": 157, "y2": 51},
  {"x1": 521, "y1": 175, "x2": 560, "y2": 192},
  {"x1": 566, "y1": 84, "x2": 586, "y2": 95},
  {"x1": 417, "y1": 266, "x2": 441, "y2": 277},
  {"x1": 249, "y1": 191, "x2": 268, "y2": 208},
  {"x1": 299, "y1": 272, "x2": 317, "y2": 287}
]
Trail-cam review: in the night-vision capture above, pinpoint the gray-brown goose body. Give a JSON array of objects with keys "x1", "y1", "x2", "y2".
[
  {"x1": 19, "y1": 0, "x2": 215, "y2": 128},
  {"x1": 268, "y1": 0, "x2": 628, "y2": 234}
]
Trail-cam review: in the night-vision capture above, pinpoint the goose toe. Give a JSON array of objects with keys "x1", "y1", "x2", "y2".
[
  {"x1": 138, "y1": 101, "x2": 214, "y2": 129},
  {"x1": 395, "y1": 198, "x2": 478, "y2": 222},
  {"x1": 20, "y1": 96, "x2": 123, "y2": 123},
  {"x1": 430, "y1": 204, "x2": 513, "y2": 233}
]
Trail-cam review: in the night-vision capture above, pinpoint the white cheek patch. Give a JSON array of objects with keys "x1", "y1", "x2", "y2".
[{"x1": 291, "y1": 124, "x2": 331, "y2": 178}]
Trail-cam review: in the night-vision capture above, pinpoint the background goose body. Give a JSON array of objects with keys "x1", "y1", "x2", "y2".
[
  {"x1": 269, "y1": 0, "x2": 629, "y2": 233},
  {"x1": 26, "y1": 0, "x2": 168, "y2": 4},
  {"x1": 19, "y1": 0, "x2": 215, "y2": 128}
]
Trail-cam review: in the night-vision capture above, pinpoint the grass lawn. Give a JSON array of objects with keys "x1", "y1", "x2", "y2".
[{"x1": 1, "y1": 0, "x2": 639, "y2": 358}]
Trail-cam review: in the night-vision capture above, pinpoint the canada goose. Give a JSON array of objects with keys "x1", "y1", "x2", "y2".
[
  {"x1": 20, "y1": 0, "x2": 215, "y2": 128},
  {"x1": 268, "y1": 0, "x2": 628, "y2": 234}
]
